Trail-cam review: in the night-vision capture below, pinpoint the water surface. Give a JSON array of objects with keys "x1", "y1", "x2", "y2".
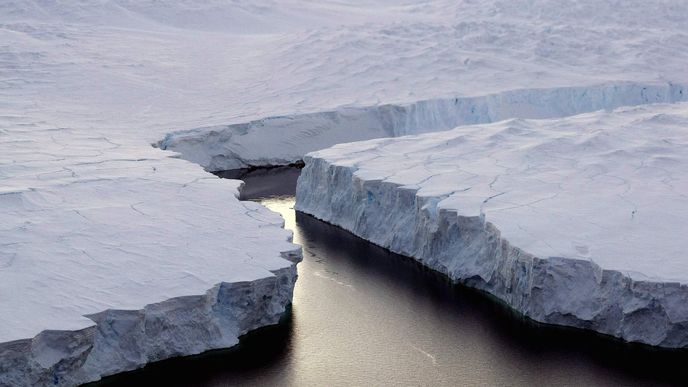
[{"x1": 94, "y1": 166, "x2": 688, "y2": 386}]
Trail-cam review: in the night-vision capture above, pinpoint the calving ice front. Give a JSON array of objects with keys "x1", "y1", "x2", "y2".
[{"x1": 1, "y1": 0, "x2": 687, "y2": 386}]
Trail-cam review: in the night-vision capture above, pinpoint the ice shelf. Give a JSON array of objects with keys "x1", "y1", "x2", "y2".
[
  {"x1": 0, "y1": 121, "x2": 301, "y2": 386},
  {"x1": 2, "y1": 0, "x2": 688, "y2": 384},
  {"x1": 296, "y1": 103, "x2": 688, "y2": 348}
]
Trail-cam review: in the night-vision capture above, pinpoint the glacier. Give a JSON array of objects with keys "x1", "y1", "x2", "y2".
[{"x1": 296, "y1": 103, "x2": 688, "y2": 347}]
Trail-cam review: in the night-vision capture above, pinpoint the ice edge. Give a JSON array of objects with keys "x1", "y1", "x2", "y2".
[
  {"x1": 295, "y1": 156, "x2": 688, "y2": 348},
  {"x1": 0, "y1": 248, "x2": 301, "y2": 387},
  {"x1": 160, "y1": 82, "x2": 687, "y2": 171}
]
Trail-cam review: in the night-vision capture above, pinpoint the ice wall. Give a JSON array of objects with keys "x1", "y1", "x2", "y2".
[
  {"x1": 160, "y1": 82, "x2": 687, "y2": 171},
  {"x1": 295, "y1": 103, "x2": 688, "y2": 348}
]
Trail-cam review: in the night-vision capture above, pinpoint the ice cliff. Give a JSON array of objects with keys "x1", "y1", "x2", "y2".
[
  {"x1": 296, "y1": 103, "x2": 688, "y2": 348},
  {"x1": 160, "y1": 83, "x2": 687, "y2": 171}
]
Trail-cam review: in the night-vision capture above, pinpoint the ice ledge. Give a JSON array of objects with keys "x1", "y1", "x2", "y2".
[
  {"x1": 0, "y1": 266, "x2": 298, "y2": 386},
  {"x1": 295, "y1": 104, "x2": 688, "y2": 347},
  {"x1": 159, "y1": 82, "x2": 687, "y2": 171}
]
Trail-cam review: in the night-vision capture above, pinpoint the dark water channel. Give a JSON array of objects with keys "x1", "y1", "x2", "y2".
[{"x1": 93, "y1": 166, "x2": 688, "y2": 386}]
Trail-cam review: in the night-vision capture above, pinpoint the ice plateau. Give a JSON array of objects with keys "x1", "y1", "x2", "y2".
[{"x1": 296, "y1": 103, "x2": 688, "y2": 347}]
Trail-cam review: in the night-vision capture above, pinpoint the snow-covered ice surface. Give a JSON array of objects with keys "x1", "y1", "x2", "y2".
[
  {"x1": 2, "y1": 1, "x2": 687, "y2": 169},
  {"x1": 2, "y1": 0, "x2": 688, "y2": 384},
  {"x1": 296, "y1": 103, "x2": 688, "y2": 347}
]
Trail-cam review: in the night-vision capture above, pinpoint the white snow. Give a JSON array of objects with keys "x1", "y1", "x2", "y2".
[
  {"x1": 296, "y1": 103, "x2": 688, "y2": 347},
  {"x1": 2, "y1": 1, "x2": 688, "y2": 158},
  {"x1": 2, "y1": 0, "x2": 688, "y2": 383}
]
